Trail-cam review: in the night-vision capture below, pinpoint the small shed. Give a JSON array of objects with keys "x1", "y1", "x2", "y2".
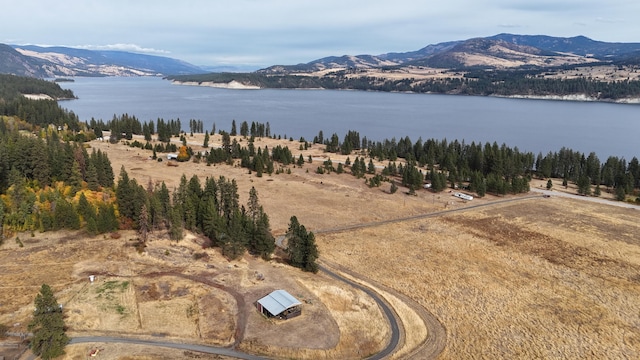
[{"x1": 256, "y1": 290, "x2": 302, "y2": 319}]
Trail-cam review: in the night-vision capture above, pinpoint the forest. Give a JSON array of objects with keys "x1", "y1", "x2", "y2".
[
  {"x1": 1, "y1": 74, "x2": 639, "y2": 266},
  {"x1": 168, "y1": 69, "x2": 640, "y2": 100}
]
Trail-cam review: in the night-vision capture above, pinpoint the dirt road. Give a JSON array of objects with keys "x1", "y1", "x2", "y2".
[
  {"x1": 69, "y1": 336, "x2": 266, "y2": 360},
  {"x1": 531, "y1": 188, "x2": 640, "y2": 209}
]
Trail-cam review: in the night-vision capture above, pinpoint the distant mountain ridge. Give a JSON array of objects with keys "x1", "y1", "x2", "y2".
[
  {"x1": 0, "y1": 44, "x2": 203, "y2": 77},
  {"x1": 259, "y1": 34, "x2": 640, "y2": 73}
]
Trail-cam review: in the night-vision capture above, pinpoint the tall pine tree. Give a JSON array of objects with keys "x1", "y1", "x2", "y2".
[{"x1": 28, "y1": 284, "x2": 69, "y2": 360}]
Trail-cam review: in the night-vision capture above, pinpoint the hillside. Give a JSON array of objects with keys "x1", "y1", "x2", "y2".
[
  {"x1": 169, "y1": 34, "x2": 640, "y2": 102},
  {"x1": 260, "y1": 34, "x2": 640, "y2": 74},
  {"x1": 0, "y1": 44, "x2": 203, "y2": 77}
]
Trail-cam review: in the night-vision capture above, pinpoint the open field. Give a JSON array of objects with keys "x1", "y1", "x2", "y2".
[
  {"x1": 2, "y1": 133, "x2": 639, "y2": 359},
  {"x1": 318, "y1": 197, "x2": 640, "y2": 358}
]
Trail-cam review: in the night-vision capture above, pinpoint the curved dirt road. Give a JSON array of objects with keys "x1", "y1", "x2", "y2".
[{"x1": 318, "y1": 263, "x2": 400, "y2": 360}]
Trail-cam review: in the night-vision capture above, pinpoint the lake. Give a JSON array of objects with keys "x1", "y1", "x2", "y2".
[{"x1": 58, "y1": 76, "x2": 639, "y2": 160}]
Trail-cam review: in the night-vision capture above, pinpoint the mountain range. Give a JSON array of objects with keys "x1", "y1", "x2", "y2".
[
  {"x1": 0, "y1": 44, "x2": 203, "y2": 77},
  {"x1": 259, "y1": 34, "x2": 640, "y2": 73},
  {"x1": 2, "y1": 34, "x2": 640, "y2": 79}
]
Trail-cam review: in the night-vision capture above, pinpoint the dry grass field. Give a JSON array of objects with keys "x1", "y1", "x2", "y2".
[
  {"x1": 318, "y1": 197, "x2": 640, "y2": 358},
  {"x1": 2, "y1": 132, "x2": 639, "y2": 359}
]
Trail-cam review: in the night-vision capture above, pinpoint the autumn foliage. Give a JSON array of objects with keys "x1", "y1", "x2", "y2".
[{"x1": 177, "y1": 145, "x2": 190, "y2": 162}]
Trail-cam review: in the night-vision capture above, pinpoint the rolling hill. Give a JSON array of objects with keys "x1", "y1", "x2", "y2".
[
  {"x1": 259, "y1": 34, "x2": 640, "y2": 73},
  {"x1": 0, "y1": 44, "x2": 203, "y2": 77}
]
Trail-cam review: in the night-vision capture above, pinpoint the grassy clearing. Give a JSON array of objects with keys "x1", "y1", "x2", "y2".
[{"x1": 317, "y1": 199, "x2": 640, "y2": 359}]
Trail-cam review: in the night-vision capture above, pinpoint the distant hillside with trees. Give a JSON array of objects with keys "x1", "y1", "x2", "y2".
[{"x1": 168, "y1": 71, "x2": 640, "y2": 101}]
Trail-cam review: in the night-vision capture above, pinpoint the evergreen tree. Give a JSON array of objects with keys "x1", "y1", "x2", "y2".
[
  {"x1": 28, "y1": 284, "x2": 69, "y2": 360},
  {"x1": 240, "y1": 121, "x2": 249, "y2": 137},
  {"x1": 169, "y1": 204, "x2": 183, "y2": 241},
  {"x1": 116, "y1": 167, "x2": 133, "y2": 219},
  {"x1": 77, "y1": 193, "x2": 96, "y2": 224},
  {"x1": 251, "y1": 211, "x2": 275, "y2": 259},
  {"x1": 203, "y1": 130, "x2": 210, "y2": 148},
  {"x1": 230, "y1": 120, "x2": 237, "y2": 136},
  {"x1": 85, "y1": 161, "x2": 100, "y2": 191},
  {"x1": 367, "y1": 159, "x2": 376, "y2": 174},
  {"x1": 68, "y1": 160, "x2": 83, "y2": 194},
  {"x1": 577, "y1": 175, "x2": 591, "y2": 196},
  {"x1": 245, "y1": 187, "x2": 275, "y2": 259},
  {"x1": 286, "y1": 216, "x2": 318, "y2": 273},
  {"x1": 615, "y1": 185, "x2": 626, "y2": 201},
  {"x1": 96, "y1": 203, "x2": 118, "y2": 234},
  {"x1": 221, "y1": 209, "x2": 247, "y2": 260}
]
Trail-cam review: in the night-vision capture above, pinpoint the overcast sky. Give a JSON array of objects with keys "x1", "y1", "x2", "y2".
[{"x1": 3, "y1": 0, "x2": 639, "y2": 68}]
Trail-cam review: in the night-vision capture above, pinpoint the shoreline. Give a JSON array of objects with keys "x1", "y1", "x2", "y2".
[
  {"x1": 170, "y1": 80, "x2": 640, "y2": 104},
  {"x1": 502, "y1": 94, "x2": 640, "y2": 104},
  {"x1": 171, "y1": 79, "x2": 260, "y2": 90}
]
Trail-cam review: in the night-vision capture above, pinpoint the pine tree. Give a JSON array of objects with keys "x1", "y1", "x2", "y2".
[
  {"x1": 252, "y1": 211, "x2": 275, "y2": 259},
  {"x1": 28, "y1": 284, "x2": 69, "y2": 360},
  {"x1": 203, "y1": 130, "x2": 210, "y2": 148},
  {"x1": 230, "y1": 120, "x2": 237, "y2": 136},
  {"x1": 222, "y1": 209, "x2": 247, "y2": 260},
  {"x1": 577, "y1": 175, "x2": 591, "y2": 196},
  {"x1": 169, "y1": 204, "x2": 183, "y2": 241},
  {"x1": 77, "y1": 192, "x2": 96, "y2": 224},
  {"x1": 286, "y1": 216, "x2": 318, "y2": 273},
  {"x1": 116, "y1": 167, "x2": 133, "y2": 219},
  {"x1": 96, "y1": 203, "x2": 118, "y2": 234},
  {"x1": 367, "y1": 159, "x2": 376, "y2": 174},
  {"x1": 85, "y1": 161, "x2": 100, "y2": 191},
  {"x1": 68, "y1": 160, "x2": 83, "y2": 194},
  {"x1": 390, "y1": 181, "x2": 398, "y2": 194}
]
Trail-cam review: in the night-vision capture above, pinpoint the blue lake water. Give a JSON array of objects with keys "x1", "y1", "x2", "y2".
[{"x1": 59, "y1": 76, "x2": 639, "y2": 160}]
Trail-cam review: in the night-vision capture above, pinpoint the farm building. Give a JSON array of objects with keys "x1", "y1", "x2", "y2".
[{"x1": 256, "y1": 290, "x2": 302, "y2": 320}]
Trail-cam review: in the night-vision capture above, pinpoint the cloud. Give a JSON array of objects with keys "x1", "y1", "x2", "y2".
[
  {"x1": 595, "y1": 17, "x2": 624, "y2": 24},
  {"x1": 498, "y1": 24, "x2": 523, "y2": 29},
  {"x1": 75, "y1": 44, "x2": 171, "y2": 55}
]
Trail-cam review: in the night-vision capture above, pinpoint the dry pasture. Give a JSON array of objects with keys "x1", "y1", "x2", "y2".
[{"x1": 2, "y1": 133, "x2": 639, "y2": 359}]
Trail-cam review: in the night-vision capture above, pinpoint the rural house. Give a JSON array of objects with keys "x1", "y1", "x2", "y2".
[{"x1": 256, "y1": 290, "x2": 302, "y2": 319}]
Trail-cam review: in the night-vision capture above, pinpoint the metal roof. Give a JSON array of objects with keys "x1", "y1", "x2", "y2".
[{"x1": 257, "y1": 290, "x2": 302, "y2": 316}]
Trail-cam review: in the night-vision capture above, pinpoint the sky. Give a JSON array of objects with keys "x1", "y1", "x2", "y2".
[{"x1": 2, "y1": 0, "x2": 639, "y2": 69}]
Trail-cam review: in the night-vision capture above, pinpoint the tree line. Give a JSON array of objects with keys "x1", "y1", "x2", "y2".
[
  {"x1": 0, "y1": 74, "x2": 75, "y2": 101},
  {"x1": 167, "y1": 71, "x2": 640, "y2": 100}
]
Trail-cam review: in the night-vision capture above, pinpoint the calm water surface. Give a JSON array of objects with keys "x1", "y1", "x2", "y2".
[{"x1": 59, "y1": 77, "x2": 639, "y2": 160}]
